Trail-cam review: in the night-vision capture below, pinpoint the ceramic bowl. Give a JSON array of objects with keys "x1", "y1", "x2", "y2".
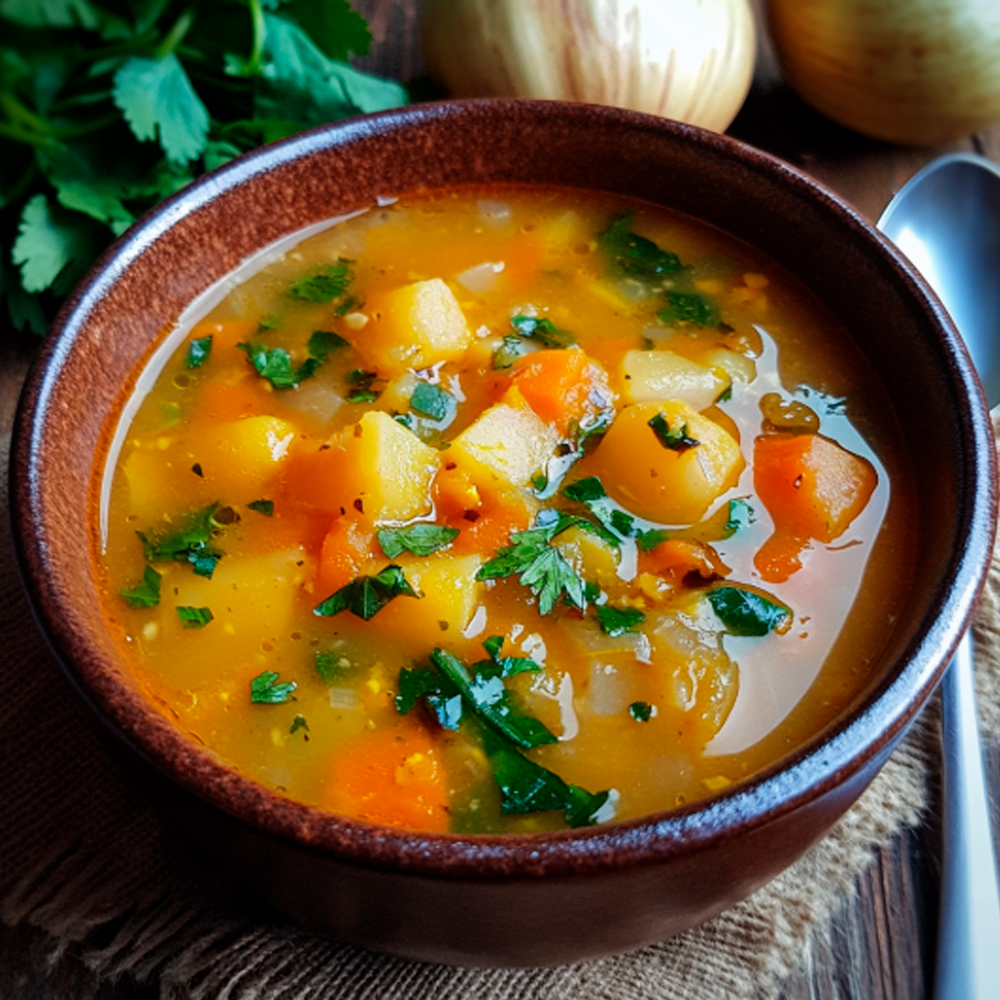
[{"x1": 11, "y1": 100, "x2": 997, "y2": 967}]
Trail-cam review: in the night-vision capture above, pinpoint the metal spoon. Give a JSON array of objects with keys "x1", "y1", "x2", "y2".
[{"x1": 879, "y1": 153, "x2": 1000, "y2": 999}]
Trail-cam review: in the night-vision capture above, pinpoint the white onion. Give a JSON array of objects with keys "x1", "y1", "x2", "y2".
[
  {"x1": 422, "y1": 0, "x2": 757, "y2": 133},
  {"x1": 766, "y1": 0, "x2": 1000, "y2": 145}
]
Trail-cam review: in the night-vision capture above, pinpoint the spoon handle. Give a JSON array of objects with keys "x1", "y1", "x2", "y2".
[{"x1": 935, "y1": 631, "x2": 1000, "y2": 999}]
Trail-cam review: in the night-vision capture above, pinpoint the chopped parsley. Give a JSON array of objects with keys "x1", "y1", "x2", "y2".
[
  {"x1": 290, "y1": 715, "x2": 310, "y2": 738},
  {"x1": 176, "y1": 606, "x2": 213, "y2": 629},
  {"x1": 595, "y1": 605, "x2": 646, "y2": 637},
  {"x1": 476, "y1": 513, "x2": 590, "y2": 615},
  {"x1": 561, "y1": 476, "x2": 636, "y2": 543},
  {"x1": 237, "y1": 330, "x2": 338, "y2": 389},
  {"x1": 410, "y1": 382, "x2": 454, "y2": 422},
  {"x1": 597, "y1": 212, "x2": 684, "y2": 281},
  {"x1": 185, "y1": 335, "x2": 212, "y2": 369},
  {"x1": 629, "y1": 701, "x2": 655, "y2": 723},
  {"x1": 648, "y1": 413, "x2": 700, "y2": 452},
  {"x1": 377, "y1": 524, "x2": 460, "y2": 559},
  {"x1": 313, "y1": 564, "x2": 417, "y2": 620},
  {"x1": 119, "y1": 565, "x2": 162, "y2": 609},
  {"x1": 658, "y1": 290, "x2": 720, "y2": 328},
  {"x1": 396, "y1": 643, "x2": 612, "y2": 828},
  {"x1": 707, "y1": 586, "x2": 792, "y2": 637},
  {"x1": 287, "y1": 260, "x2": 353, "y2": 304},
  {"x1": 636, "y1": 527, "x2": 671, "y2": 552},
  {"x1": 250, "y1": 670, "x2": 297, "y2": 705},
  {"x1": 307, "y1": 329, "x2": 349, "y2": 360},
  {"x1": 247, "y1": 499, "x2": 274, "y2": 517},
  {"x1": 315, "y1": 650, "x2": 351, "y2": 684},
  {"x1": 509, "y1": 315, "x2": 576, "y2": 348},
  {"x1": 345, "y1": 368, "x2": 380, "y2": 403},
  {"x1": 137, "y1": 503, "x2": 224, "y2": 578}
]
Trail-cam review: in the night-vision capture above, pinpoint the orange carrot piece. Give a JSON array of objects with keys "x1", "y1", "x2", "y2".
[
  {"x1": 753, "y1": 433, "x2": 876, "y2": 543},
  {"x1": 280, "y1": 441, "x2": 353, "y2": 518},
  {"x1": 323, "y1": 722, "x2": 451, "y2": 833},
  {"x1": 197, "y1": 372, "x2": 267, "y2": 423},
  {"x1": 315, "y1": 515, "x2": 376, "y2": 599},
  {"x1": 507, "y1": 349, "x2": 607, "y2": 434},
  {"x1": 639, "y1": 539, "x2": 729, "y2": 583}
]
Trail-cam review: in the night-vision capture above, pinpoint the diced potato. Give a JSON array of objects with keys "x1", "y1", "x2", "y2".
[
  {"x1": 375, "y1": 553, "x2": 483, "y2": 647},
  {"x1": 195, "y1": 415, "x2": 296, "y2": 498},
  {"x1": 592, "y1": 400, "x2": 745, "y2": 524},
  {"x1": 294, "y1": 410, "x2": 439, "y2": 524},
  {"x1": 553, "y1": 525, "x2": 620, "y2": 591},
  {"x1": 620, "y1": 349, "x2": 729, "y2": 410},
  {"x1": 363, "y1": 278, "x2": 473, "y2": 375},
  {"x1": 700, "y1": 347, "x2": 756, "y2": 385},
  {"x1": 450, "y1": 402, "x2": 561, "y2": 489}
]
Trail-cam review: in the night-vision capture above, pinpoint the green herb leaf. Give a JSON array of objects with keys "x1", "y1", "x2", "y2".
[
  {"x1": 477, "y1": 517, "x2": 588, "y2": 615},
  {"x1": 396, "y1": 665, "x2": 463, "y2": 729},
  {"x1": 595, "y1": 605, "x2": 646, "y2": 637},
  {"x1": 247, "y1": 499, "x2": 274, "y2": 517},
  {"x1": 475, "y1": 636, "x2": 542, "y2": 677},
  {"x1": 314, "y1": 649, "x2": 350, "y2": 684},
  {"x1": 288, "y1": 260, "x2": 352, "y2": 303},
  {"x1": 377, "y1": 523, "x2": 459, "y2": 559},
  {"x1": 509, "y1": 314, "x2": 575, "y2": 349},
  {"x1": 282, "y1": 0, "x2": 372, "y2": 61},
  {"x1": 724, "y1": 498, "x2": 753, "y2": 535},
  {"x1": 313, "y1": 564, "x2": 418, "y2": 620},
  {"x1": 345, "y1": 368, "x2": 380, "y2": 403},
  {"x1": 561, "y1": 476, "x2": 636, "y2": 543},
  {"x1": 250, "y1": 670, "x2": 297, "y2": 704},
  {"x1": 176, "y1": 605, "x2": 213, "y2": 629},
  {"x1": 410, "y1": 381, "x2": 454, "y2": 421},
  {"x1": 707, "y1": 586, "x2": 792, "y2": 637},
  {"x1": 658, "y1": 290, "x2": 720, "y2": 328},
  {"x1": 492, "y1": 334, "x2": 530, "y2": 369},
  {"x1": 112, "y1": 54, "x2": 210, "y2": 166},
  {"x1": 597, "y1": 212, "x2": 684, "y2": 281},
  {"x1": 137, "y1": 503, "x2": 224, "y2": 578},
  {"x1": 648, "y1": 413, "x2": 700, "y2": 452},
  {"x1": 290, "y1": 714, "x2": 310, "y2": 736},
  {"x1": 629, "y1": 701, "x2": 654, "y2": 722},
  {"x1": 13, "y1": 194, "x2": 103, "y2": 294},
  {"x1": 307, "y1": 329, "x2": 349, "y2": 359},
  {"x1": 186, "y1": 335, "x2": 212, "y2": 369},
  {"x1": 119, "y1": 564, "x2": 161, "y2": 608},
  {"x1": 635, "y1": 528, "x2": 671, "y2": 552}
]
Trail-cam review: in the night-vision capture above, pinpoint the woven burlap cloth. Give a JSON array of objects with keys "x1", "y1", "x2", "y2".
[{"x1": 3, "y1": 427, "x2": 999, "y2": 1000}]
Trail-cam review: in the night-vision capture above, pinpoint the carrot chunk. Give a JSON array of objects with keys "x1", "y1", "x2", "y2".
[
  {"x1": 753, "y1": 433, "x2": 877, "y2": 582},
  {"x1": 506, "y1": 349, "x2": 610, "y2": 434},
  {"x1": 323, "y1": 722, "x2": 451, "y2": 833},
  {"x1": 315, "y1": 515, "x2": 376, "y2": 599}
]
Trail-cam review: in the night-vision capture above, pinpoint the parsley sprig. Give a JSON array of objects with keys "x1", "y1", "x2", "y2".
[
  {"x1": 1, "y1": 0, "x2": 406, "y2": 338},
  {"x1": 137, "y1": 503, "x2": 224, "y2": 578}
]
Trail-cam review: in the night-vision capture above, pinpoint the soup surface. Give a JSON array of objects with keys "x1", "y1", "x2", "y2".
[{"x1": 97, "y1": 186, "x2": 915, "y2": 834}]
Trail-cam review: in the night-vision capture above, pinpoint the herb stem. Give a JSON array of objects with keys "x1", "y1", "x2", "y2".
[
  {"x1": 82, "y1": 30, "x2": 160, "y2": 64},
  {"x1": 155, "y1": 6, "x2": 197, "y2": 60},
  {"x1": 5, "y1": 162, "x2": 40, "y2": 206},
  {"x1": 0, "y1": 120, "x2": 59, "y2": 149},
  {"x1": 51, "y1": 112, "x2": 121, "y2": 139},
  {"x1": 245, "y1": 0, "x2": 267, "y2": 77},
  {"x1": 1, "y1": 92, "x2": 53, "y2": 136}
]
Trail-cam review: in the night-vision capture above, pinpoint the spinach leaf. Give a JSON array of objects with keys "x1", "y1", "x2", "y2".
[
  {"x1": 708, "y1": 586, "x2": 792, "y2": 637},
  {"x1": 313, "y1": 564, "x2": 417, "y2": 621},
  {"x1": 597, "y1": 212, "x2": 684, "y2": 281}
]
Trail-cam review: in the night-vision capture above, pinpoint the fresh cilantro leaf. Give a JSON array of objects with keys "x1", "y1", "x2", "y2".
[
  {"x1": 482, "y1": 728, "x2": 611, "y2": 827},
  {"x1": 12, "y1": 194, "x2": 103, "y2": 293},
  {"x1": 282, "y1": 0, "x2": 372, "y2": 61},
  {"x1": 658, "y1": 290, "x2": 720, "y2": 328},
  {"x1": 307, "y1": 329, "x2": 348, "y2": 359},
  {"x1": 410, "y1": 382, "x2": 454, "y2": 421},
  {"x1": 595, "y1": 605, "x2": 646, "y2": 637},
  {"x1": 724, "y1": 499, "x2": 753, "y2": 535},
  {"x1": 477, "y1": 517, "x2": 587, "y2": 615},
  {"x1": 509, "y1": 314, "x2": 575, "y2": 348},
  {"x1": 561, "y1": 476, "x2": 635, "y2": 543},
  {"x1": 636, "y1": 528, "x2": 671, "y2": 552},
  {"x1": 288, "y1": 260, "x2": 352, "y2": 302},
  {"x1": 112, "y1": 54, "x2": 210, "y2": 165},
  {"x1": 247, "y1": 499, "x2": 274, "y2": 517},
  {"x1": 176, "y1": 605, "x2": 213, "y2": 629},
  {"x1": 629, "y1": 701, "x2": 654, "y2": 722},
  {"x1": 396, "y1": 665, "x2": 463, "y2": 729},
  {"x1": 345, "y1": 368, "x2": 379, "y2": 403},
  {"x1": 119, "y1": 564, "x2": 161, "y2": 608},
  {"x1": 290, "y1": 714, "x2": 310, "y2": 736},
  {"x1": 137, "y1": 503, "x2": 224, "y2": 578},
  {"x1": 377, "y1": 524, "x2": 459, "y2": 559},
  {"x1": 475, "y1": 636, "x2": 542, "y2": 678},
  {"x1": 250, "y1": 669, "x2": 297, "y2": 704},
  {"x1": 313, "y1": 564, "x2": 417, "y2": 620},
  {"x1": 707, "y1": 586, "x2": 792, "y2": 637},
  {"x1": 597, "y1": 212, "x2": 684, "y2": 281},
  {"x1": 186, "y1": 335, "x2": 212, "y2": 369},
  {"x1": 648, "y1": 413, "x2": 700, "y2": 452},
  {"x1": 237, "y1": 341, "x2": 299, "y2": 388},
  {"x1": 431, "y1": 648, "x2": 557, "y2": 750}
]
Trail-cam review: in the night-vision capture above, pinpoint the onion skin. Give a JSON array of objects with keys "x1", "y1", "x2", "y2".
[
  {"x1": 767, "y1": 0, "x2": 1000, "y2": 146},
  {"x1": 421, "y1": 0, "x2": 757, "y2": 133}
]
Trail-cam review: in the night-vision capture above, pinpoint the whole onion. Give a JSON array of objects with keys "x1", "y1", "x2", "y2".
[
  {"x1": 766, "y1": 0, "x2": 1000, "y2": 145},
  {"x1": 421, "y1": 0, "x2": 757, "y2": 133}
]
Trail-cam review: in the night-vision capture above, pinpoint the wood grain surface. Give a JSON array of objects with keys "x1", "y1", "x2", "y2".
[{"x1": 2, "y1": 2, "x2": 999, "y2": 997}]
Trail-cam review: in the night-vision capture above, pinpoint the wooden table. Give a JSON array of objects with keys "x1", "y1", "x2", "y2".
[{"x1": 3, "y1": 2, "x2": 999, "y2": 997}]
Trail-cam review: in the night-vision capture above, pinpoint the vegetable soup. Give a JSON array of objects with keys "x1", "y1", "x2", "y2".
[{"x1": 96, "y1": 186, "x2": 915, "y2": 834}]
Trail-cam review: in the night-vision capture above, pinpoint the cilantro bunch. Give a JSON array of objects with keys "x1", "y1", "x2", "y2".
[{"x1": 0, "y1": 0, "x2": 407, "y2": 337}]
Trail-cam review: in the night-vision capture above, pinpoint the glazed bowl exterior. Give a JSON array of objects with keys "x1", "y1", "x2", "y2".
[{"x1": 10, "y1": 100, "x2": 997, "y2": 966}]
